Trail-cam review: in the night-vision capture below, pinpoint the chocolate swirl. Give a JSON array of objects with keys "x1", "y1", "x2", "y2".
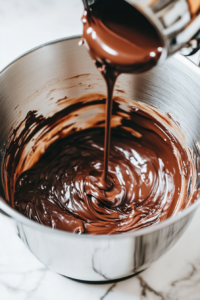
[{"x1": 3, "y1": 95, "x2": 196, "y2": 234}]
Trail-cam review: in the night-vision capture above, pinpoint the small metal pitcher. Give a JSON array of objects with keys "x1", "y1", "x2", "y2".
[{"x1": 83, "y1": 0, "x2": 200, "y2": 59}]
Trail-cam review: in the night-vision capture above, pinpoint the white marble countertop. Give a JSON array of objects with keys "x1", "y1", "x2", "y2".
[
  {"x1": 1, "y1": 1, "x2": 200, "y2": 299},
  {"x1": 1, "y1": 209, "x2": 200, "y2": 300}
]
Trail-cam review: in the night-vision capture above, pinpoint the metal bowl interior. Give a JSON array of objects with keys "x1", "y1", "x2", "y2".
[{"x1": 1, "y1": 36, "x2": 200, "y2": 281}]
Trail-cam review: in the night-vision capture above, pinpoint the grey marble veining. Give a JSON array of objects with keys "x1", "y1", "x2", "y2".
[
  {"x1": 1, "y1": 0, "x2": 200, "y2": 299},
  {"x1": 1, "y1": 207, "x2": 200, "y2": 299}
]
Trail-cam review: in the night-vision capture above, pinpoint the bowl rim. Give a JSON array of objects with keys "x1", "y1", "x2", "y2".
[{"x1": 1, "y1": 35, "x2": 200, "y2": 240}]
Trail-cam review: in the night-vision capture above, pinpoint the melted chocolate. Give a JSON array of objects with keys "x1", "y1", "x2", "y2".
[
  {"x1": 3, "y1": 95, "x2": 197, "y2": 234},
  {"x1": 81, "y1": 0, "x2": 163, "y2": 73}
]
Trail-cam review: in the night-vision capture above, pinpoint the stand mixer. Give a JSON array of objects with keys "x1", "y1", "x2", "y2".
[{"x1": 1, "y1": 0, "x2": 200, "y2": 283}]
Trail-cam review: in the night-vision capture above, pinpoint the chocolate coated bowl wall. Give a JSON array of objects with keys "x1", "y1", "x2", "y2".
[{"x1": 1, "y1": 37, "x2": 200, "y2": 281}]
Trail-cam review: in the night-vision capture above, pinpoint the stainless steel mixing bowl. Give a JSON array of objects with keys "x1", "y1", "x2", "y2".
[{"x1": 1, "y1": 36, "x2": 200, "y2": 282}]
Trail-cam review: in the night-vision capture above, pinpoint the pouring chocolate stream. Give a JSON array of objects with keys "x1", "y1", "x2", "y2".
[
  {"x1": 81, "y1": 0, "x2": 163, "y2": 186},
  {"x1": 11, "y1": 96, "x2": 195, "y2": 234}
]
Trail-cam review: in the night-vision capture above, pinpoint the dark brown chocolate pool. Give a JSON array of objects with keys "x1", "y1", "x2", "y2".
[{"x1": 2, "y1": 94, "x2": 197, "y2": 234}]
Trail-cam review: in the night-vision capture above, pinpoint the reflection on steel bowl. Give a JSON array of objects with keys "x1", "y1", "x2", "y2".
[{"x1": 0, "y1": 37, "x2": 200, "y2": 282}]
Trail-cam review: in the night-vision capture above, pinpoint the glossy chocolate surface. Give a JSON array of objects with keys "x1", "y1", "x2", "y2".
[
  {"x1": 81, "y1": 0, "x2": 163, "y2": 73},
  {"x1": 3, "y1": 95, "x2": 196, "y2": 234}
]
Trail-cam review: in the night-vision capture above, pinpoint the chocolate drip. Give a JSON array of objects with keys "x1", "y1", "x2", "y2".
[{"x1": 102, "y1": 69, "x2": 118, "y2": 182}]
